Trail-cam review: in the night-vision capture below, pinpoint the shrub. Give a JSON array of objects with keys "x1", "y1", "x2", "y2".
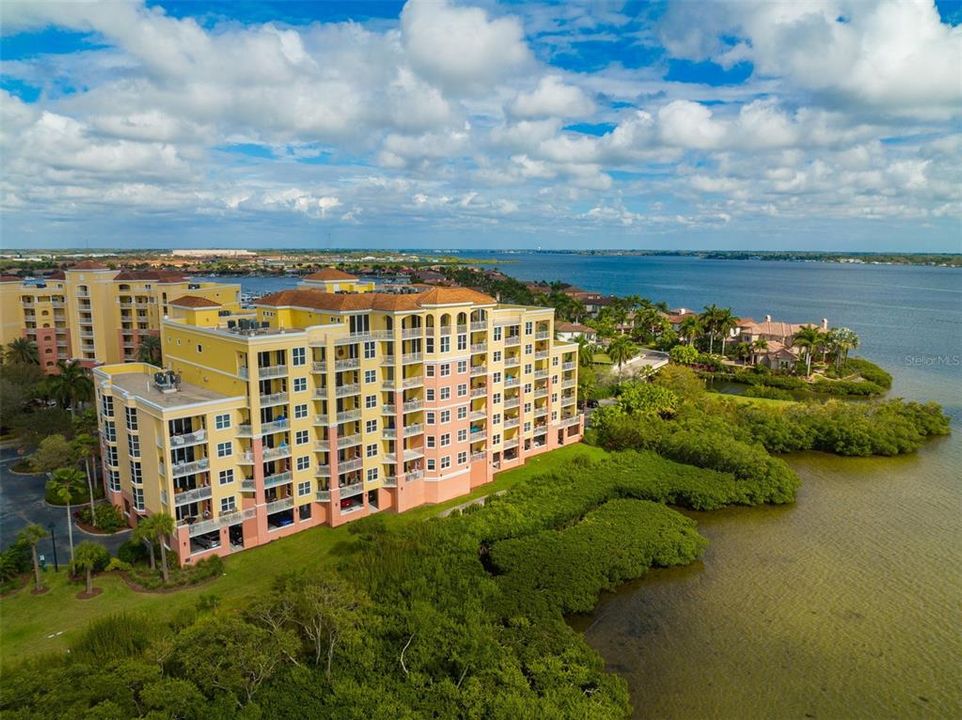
[
  {"x1": 77, "y1": 503, "x2": 126, "y2": 533},
  {"x1": 69, "y1": 612, "x2": 155, "y2": 661},
  {"x1": 44, "y1": 479, "x2": 90, "y2": 505},
  {"x1": 117, "y1": 539, "x2": 149, "y2": 565},
  {"x1": 811, "y1": 378, "x2": 884, "y2": 396},
  {"x1": 669, "y1": 344, "x2": 699, "y2": 365},
  {"x1": 743, "y1": 385, "x2": 795, "y2": 400}
]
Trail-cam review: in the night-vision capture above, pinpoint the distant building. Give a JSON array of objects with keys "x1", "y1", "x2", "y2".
[
  {"x1": 171, "y1": 249, "x2": 256, "y2": 258},
  {"x1": 555, "y1": 322, "x2": 597, "y2": 343}
]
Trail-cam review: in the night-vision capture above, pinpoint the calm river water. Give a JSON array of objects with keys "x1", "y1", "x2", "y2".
[{"x1": 208, "y1": 254, "x2": 962, "y2": 718}]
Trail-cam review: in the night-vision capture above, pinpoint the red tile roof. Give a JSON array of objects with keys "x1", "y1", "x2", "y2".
[
  {"x1": 46, "y1": 271, "x2": 66, "y2": 280},
  {"x1": 556, "y1": 322, "x2": 595, "y2": 333},
  {"x1": 114, "y1": 270, "x2": 188, "y2": 282},
  {"x1": 0, "y1": 274, "x2": 21, "y2": 283},
  {"x1": 257, "y1": 286, "x2": 496, "y2": 312},
  {"x1": 170, "y1": 295, "x2": 222, "y2": 308},
  {"x1": 304, "y1": 268, "x2": 358, "y2": 281},
  {"x1": 68, "y1": 260, "x2": 110, "y2": 270}
]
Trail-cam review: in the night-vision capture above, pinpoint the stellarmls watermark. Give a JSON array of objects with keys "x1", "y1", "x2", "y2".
[{"x1": 905, "y1": 355, "x2": 961, "y2": 366}]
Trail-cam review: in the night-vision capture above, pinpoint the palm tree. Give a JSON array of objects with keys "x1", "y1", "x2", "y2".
[
  {"x1": 133, "y1": 519, "x2": 157, "y2": 571},
  {"x1": 46, "y1": 360, "x2": 93, "y2": 415},
  {"x1": 576, "y1": 336, "x2": 594, "y2": 368},
  {"x1": 49, "y1": 467, "x2": 84, "y2": 560},
  {"x1": 715, "y1": 309, "x2": 738, "y2": 355},
  {"x1": 4, "y1": 337, "x2": 39, "y2": 365},
  {"x1": 137, "y1": 334, "x2": 162, "y2": 365},
  {"x1": 793, "y1": 326, "x2": 823, "y2": 377},
  {"x1": 73, "y1": 541, "x2": 105, "y2": 596},
  {"x1": 17, "y1": 524, "x2": 48, "y2": 593},
  {"x1": 751, "y1": 338, "x2": 769, "y2": 366},
  {"x1": 149, "y1": 513, "x2": 176, "y2": 583},
  {"x1": 679, "y1": 315, "x2": 702, "y2": 346},
  {"x1": 698, "y1": 305, "x2": 725, "y2": 354},
  {"x1": 72, "y1": 433, "x2": 99, "y2": 527},
  {"x1": 607, "y1": 334, "x2": 638, "y2": 372},
  {"x1": 828, "y1": 327, "x2": 860, "y2": 370}
]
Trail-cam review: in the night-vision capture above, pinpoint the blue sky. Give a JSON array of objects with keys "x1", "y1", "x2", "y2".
[{"x1": 1, "y1": 0, "x2": 960, "y2": 251}]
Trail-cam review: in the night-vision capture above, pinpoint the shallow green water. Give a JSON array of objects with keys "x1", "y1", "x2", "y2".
[{"x1": 572, "y1": 440, "x2": 962, "y2": 719}]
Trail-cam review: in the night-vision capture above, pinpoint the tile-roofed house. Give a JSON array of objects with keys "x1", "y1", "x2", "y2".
[
  {"x1": 555, "y1": 322, "x2": 597, "y2": 343},
  {"x1": 734, "y1": 315, "x2": 826, "y2": 346},
  {"x1": 304, "y1": 267, "x2": 358, "y2": 282},
  {"x1": 68, "y1": 260, "x2": 110, "y2": 270},
  {"x1": 169, "y1": 295, "x2": 222, "y2": 308}
]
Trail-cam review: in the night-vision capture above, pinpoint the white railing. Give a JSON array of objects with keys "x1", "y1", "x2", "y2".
[
  {"x1": 315, "y1": 465, "x2": 331, "y2": 477},
  {"x1": 535, "y1": 350, "x2": 549, "y2": 359},
  {"x1": 562, "y1": 395, "x2": 577, "y2": 405},
  {"x1": 338, "y1": 433, "x2": 362, "y2": 448},
  {"x1": 456, "y1": 324, "x2": 467, "y2": 334},
  {"x1": 261, "y1": 419, "x2": 289, "y2": 435},
  {"x1": 563, "y1": 362, "x2": 577, "y2": 370},
  {"x1": 169, "y1": 428, "x2": 207, "y2": 446},
  {"x1": 335, "y1": 384, "x2": 360, "y2": 398},
  {"x1": 470, "y1": 429, "x2": 486, "y2": 440},
  {"x1": 402, "y1": 327, "x2": 422, "y2": 338},
  {"x1": 403, "y1": 423, "x2": 423, "y2": 437},
  {"x1": 402, "y1": 377, "x2": 423, "y2": 389},
  {"x1": 503, "y1": 437, "x2": 520, "y2": 449},
  {"x1": 259, "y1": 364, "x2": 288, "y2": 378},
  {"x1": 559, "y1": 415, "x2": 582, "y2": 428},
  {"x1": 504, "y1": 377, "x2": 520, "y2": 387},
  {"x1": 266, "y1": 497, "x2": 294, "y2": 514},
  {"x1": 534, "y1": 388, "x2": 549, "y2": 398},
  {"x1": 504, "y1": 417, "x2": 520, "y2": 429},
  {"x1": 471, "y1": 386, "x2": 487, "y2": 397},
  {"x1": 338, "y1": 482, "x2": 364, "y2": 498},
  {"x1": 335, "y1": 358, "x2": 360, "y2": 370},
  {"x1": 403, "y1": 399, "x2": 423, "y2": 412},
  {"x1": 534, "y1": 407, "x2": 548, "y2": 417},
  {"x1": 173, "y1": 485, "x2": 212, "y2": 506},
  {"x1": 382, "y1": 428, "x2": 396, "y2": 440},
  {"x1": 315, "y1": 439, "x2": 331, "y2": 451},
  {"x1": 504, "y1": 398, "x2": 520, "y2": 409},
  {"x1": 314, "y1": 414, "x2": 329, "y2": 425},
  {"x1": 534, "y1": 369, "x2": 549, "y2": 379},
  {"x1": 562, "y1": 379, "x2": 576, "y2": 389},
  {"x1": 241, "y1": 479, "x2": 256, "y2": 492},
  {"x1": 470, "y1": 321, "x2": 487, "y2": 331},
  {"x1": 262, "y1": 445, "x2": 291, "y2": 462},
  {"x1": 382, "y1": 476, "x2": 398, "y2": 488},
  {"x1": 170, "y1": 458, "x2": 209, "y2": 477},
  {"x1": 237, "y1": 424, "x2": 253, "y2": 437},
  {"x1": 471, "y1": 451, "x2": 486, "y2": 462},
  {"x1": 263, "y1": 470, "x2": 292, "y2": 489},
  {"x1": 402, "y1": 353, "x2": 422, "y2": 364},
  {"x1": 336, "y1": 409, "x2": 361, "y2": 423},
  {"x1": 338, "y1": 457, "x2": 363, "y2": 472},
  {"x1": 382, "y1": 404, "x2": 397, "y2": 415},
  {"x1": 505, "y1": 335, "x2": 521, "y2": 345},
  {"x1": 470, "y1": 365, "x2": 487, "y2": 376},
  {"x1": 470, "y1": 410, "x2": 486, "y2": 420},
  {"x1": 187, "y1": 508, "x2": 257, "y2": 537},
  {"x1": 471, "y1": 343, "x2": 487, "y2": 353},
  {"x1": 316, "y1": 489, "x2": 331, "y2": 502},
  {"x1": 259, "y1": 392, "x2": 289, "y2": 406},
  {"x1": 535, "y1": 331, "x2": 550, "y2": 340},
  {"x1": 406, "y1": 469, "x2": 424, "y2": 481},
  {"x1": 505, "y1": 356, "x2": 520, "y2": 366},
  {"x1": 312, "y1": 361, "x2": 327, "y2": 372}
]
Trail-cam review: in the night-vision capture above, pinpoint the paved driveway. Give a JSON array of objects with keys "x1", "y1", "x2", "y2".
[{"x1": 0, "y1": 447, "x2": 130, "y2": 565}]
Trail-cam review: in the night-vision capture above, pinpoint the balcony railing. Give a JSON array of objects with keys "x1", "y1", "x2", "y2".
[
  {"x1": 259, "y1": 364, "x2": 288, "y2": 378},
  {"x1": 504, "y1": 397, "x2": 520, "y2": 409},
  {"x1": 534, "y1": 369, "x2": 549, "y2": 379},
  {"x1": 559, "y1": 415, "x2": 582, "y2": 428},
  {"x1": 407, "y1": 469, "x2": 424, "y2": 481},
  {"x1": 562, "y1": 395, "x2": 577, "y2": 405},
  {"x1": 266, "y1": 497, "x2": 294, "y2": 514},
  {"x1": 382, "y1": 428, "x2": 397, "y2": 440},
  {"x1": 186, "y1": 508, "x2": 257, "y2": 537},
  {"x1": 173, "y1": 485, "x2": 212, "y2": 506},
  {"x1": 504, "y1": 417, "x2": 520, "y2": 429},
  {"x1": 535, "y1": 331, "x2": 551, "y2": 340},
  {"x1": 315, "y1": 465, "x2": 331, "y2": 478},
  {"x1": 505, "y1": 356, "x2": 520, "y2": 367},
  {"x1": 261, "y1": 418, "x2": 289, "y2": 435},
  {"x1": 503, "y1": 437, "x2": 520, "y2": 449},
  {"x1": 470, "y1": 321, "x2": 487, "y2": 331},
  {"x1": 262, "y1": 445, "x2": 291, "y2": 462},
  {"x1": 338, "y1": 457, "x2": 363, "y2": 472},
  {"x1": 168, "y1": 458, "x2": 209, "y2": 477},
  {"x1": 403, "y1": 423, "x2": 424, "y2": 437},
  {"x1": 338, "y1": 433, "x2": 362, "y2": 448},
  {"x1": 470, "y1": 365, "x2": 487, "y2": 377},
  {"x1": 383, "y1": 476, "x2": 398, "y2": 488},
  {"x1": 471, "y1": 386, "x2": 487, "y2": 397},
  {"x1": 402, "y1": 327, "x2": 422, "y2": 338},
  {"x1": 505, "y1": 335, "x2": 521, "y2": 346},
  {"x1": 382, "y1": 404, "x2": 396, "y2": 415},
  {"x1": 402, "y1": 353, "x2": 422, "y2": 364},
  {"x1": 562, "y1": 379, "x2": 576, "y2": 389},
  {"x1": 335, "y1": 383, "x2": 360, "y2": 398},
  {"x1": 338, "y1": 482, "x2": 364, "y2": 498},
  {"x1": 470, "y1": 429, "x2": 486, "y2": 440},
  {"x1": 471, "y1": 343, "x2": 487, "y2": 353},
  {"x1": 535, "y1": 350, "x2": 550, "y2": 359},
  {"x1": 259, "y1": 392, "x2": 289, "y2": 407},
  {"x1": 169, "y1": 428, "x2": 206, "y2": 447},
  {"x1": 563, "y1": 362, "x2": 577, "y2": 371},
  {"x1": 314, "y1": 414, "x2": 329, "y2": 426},
  {"x1": 504, "y1": 377, "x2": 520, "y2": 387},
  {"x1": 264, "y1": 470, "x2": 293, "y2": 489},
  {"x1": 316, "y1": 489, "x2": 331, "y2": 502},
  {"x1": 336, "y1": 409, "x2": 362, "y2": 423},
  {"x1": 402, "y1": 377, "x2": 423, "y2": 389},
  {"x1": 471, "y1": 451, "x2": 486, "y2": 462},
  {"x1": 534, "y1": 387, "x2": 549, "y2": 398},
  {"x1": 470, "y1": 410, "x2": 486, "y2": 421},
  {"x1": 241, "y1": 478, "x2": 256, "y2": 492},
  {"x1": 312, "y1": 361, "x2": 327, "y2": 372},
  {"x1": 335, "y1": 358, "x2": 361, "y2": 370},
  {"x1": 403, "y1": 399, "x2": 423, "y2": 412}
]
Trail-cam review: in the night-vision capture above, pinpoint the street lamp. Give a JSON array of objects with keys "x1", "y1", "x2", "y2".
[{"x1": 48, "y1": 522, "x2": 59, "y2": 572}]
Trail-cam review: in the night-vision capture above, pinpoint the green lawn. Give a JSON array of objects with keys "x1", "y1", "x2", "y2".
[
  {"x1": 1, "y1": 443, "x2": 603, "y2": 662},
  {"x1": 705, "y1": 391, "x2": 797, "y2": 407}
]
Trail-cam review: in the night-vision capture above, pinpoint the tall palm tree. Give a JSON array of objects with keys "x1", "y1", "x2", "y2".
[
  {"x1": 751, "y1": 338, "x2": 769, "y2": 366},
  {"x1": 17, "y1": 524, "x2": 48, "y2": 593},
  {"x1": 72, "y1": 433, "x2": 99, "y2": 526},
  {"x1": 133, "y1": 520, "x2": 157, "y2": 571},
  {"x1": 137, "y1": 334, "x2": 162, "y2": 365},
  {"x1": 4, "y1": 337, "x2": 39, "y2": 365},
  {"x1": 607, "y1": 334, "x2": 638, "y2": 372},
  {"x1": 698, "y1": 305, "x2": 725, "y2": 354},
  {"x1": 49, "y1": 467, "x2": 84, "y2": 560},
  {"x1": 793, "y1": 326, "x2": 823, "y2": 377},
  {"x1": 715, "y1": 309, "x2": 738, "y2": 355},
  {"x1": 73, "y1": 541, "x2": 104, "y2": 596},
  {"x1": 46, "y1": 360, "x2": 93, "y2": 415},
  {"x1": 828, "y1": 327, "x2": 860, "y2": 370},
  {"x1": 576, "y1": 336, "x2": 594, "y2": 368},
  {"x1": 149, "y1": 512, "x2": 176, "y2": 583},
  {"x1": 679, "y1": 315, "x2": 702, "y2": 346}
]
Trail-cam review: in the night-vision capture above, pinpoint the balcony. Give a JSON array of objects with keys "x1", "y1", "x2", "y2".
[
  {"x1": 562, "y1": 395, "x2": 577, "y2": 405},
  {"x1": 504, "y1": 397, "x2": 520, "y2": 409},
  {"x1": 534, "y1": 406, "x2": 548, "y2": 417},
  {"x1": 456, "y1": 324, "x2": 467, "y2": 334},
  {"x1": 504, "y1": 377, "x2": 520, "y2": 388},
  {"x1": 559, "y1": 415, "x2": 581, "y2": 428},
  {"x1": 535, "y1": 350, "x2": 550, "y2": 360},
  {"x1": 402, "y1": 376, "x2": 423, "y2": 389},
  {"x1": 316, "y1": 489, "x2": 331, "y2": 502},
  {"x1": 169, "y1": 428, "x2": 207, "y2": 447},
  {"x1": 470, "y1": 429, "x2": 486, "y2": 441},
  {"x1": 261, "y1": 418, "x2": 289, "y2": 435},
  {"x1": 315, "y1": 465, "x2": 332, "y2": 478},
  {"x1": 470, "y1": 321, "x2": 487, "y2": 331},
  {"x1": 266, "y1": 497, "x2": 294, "y2": 514},
  {"x1": 338, "y1": 457, "x2": 363, "y2": 473},
  {"x1": 470, "y1": 409, "x2": 486, "y2": 421},
  {"x1": 173, "y1": 485, "x2": 212, "y2": 506},
  {"x1": 403, "y1": 399, "x2": 423, "y2": 412},
  {"x1": 535, "y1": 331, "x2": 551, "y2": 340},
  {"x1": 505, "y1": 356, "x2": 520, "y2": 367},
  {"x1": 471, "y1": 451, "x2": 486, "y2": 462},
  {"x1": 338, "y1": 482, "x2": 364, "y2": 499},
  {"x1": 186, "y1": 508, "x2": 257, "y2": 537},
  {"x1": 382, "y1": 476, "x2": 398, "y2": 488},
  {"x1": 402, "y1": 327, "x2": 422, "y2": 338},
  {"x1": 402, "y1": 423, "x2": 424, "y2": 437},
  {"x1": 264, "y1": 470, "x2": 293, "y2": 489},
  {"x1": 314, "y1": 414, "x2": 329, "y2": 426},
  {"x1": 470, "y1": 365, "x2": 487, "y2": 377},
  {"x1": 503, "y1": 437, "x2": 520, "y2": 449},
  {"x1": 407, "y1": 469, "x2": 424, "y2": 481},
  {"x1": 336, "y1": 409, "x2": 362, "y2": 423},
  {"x1": 262, "y1": 445, "x2": 291, "y2": 462},
  {"x1": 312, "y1": 361, "x2": 327, "y2": 372},
  {"x1": 505, "y1": 335, "x2": 521, "y2": 346},
  {"x1": 168, "y1": 458, "x2": 209, "y2": 478},
  {"x1": 471, "y1": 386, "x2": 486, "y2": 398},
  {"x1": 338, "y1": 433, "x2": 362, "y2": 448},
  {"x1": 382, "y1": 428, "x2": 396, "y2": 440},
  {"x1": 335, "y1": 383, "x2": 360, "y2": 398},
  {"x1": 402, "y1": 352, "x2": 422, "y2": 364},
  {"x1": 258, "y1": 364, "x2": 288, "y2": 378},
  {"x1": 535, "y1": 369, "x2": 551, "y2": 380},
  {"x1": 241, "y1": 478, "x2": 256, "y2": 492},
  {"x1": 471, "y1": 343, "x2": 487, "y2": 353},
  {"x1": 562, "y1": 379, "x2": 576, "y2": 389},
  {"x1": 382, "y1": 404, "x2": 396, "y2": 415},
  {"x1": 335, "y1": 358, "x2": 361, "y2": 370},
  {"x1": 259, "y1": 392, "x2": 289, "y2": 407},
  {"x1": 534, "y1": 388, "x2": 549, "y2": 399},
  {"x1": 563, "y1": 361, "x2": 577, "y2": 371},
  {"x1": 504, "y1": 417, "x2": 520, "y2": 429}
]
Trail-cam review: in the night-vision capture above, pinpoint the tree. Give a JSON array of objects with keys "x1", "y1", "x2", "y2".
[
  {"x1": 698, "y1": 305, "x2": 724, "y2": 354},
  {"x1": 679, "y1": 315, "x2": 702, "y2": 346},
  {"x1": 44, "y1": 360, "x2": 93, "y2": 415},
  {"x1": 575, "y1": 335, "x2": 595, "y2": 368},
  {"x1": 137, "y1": 335, "x2": 162, "y2": 365},
  {"x1": 133, "y1": 520, "x2": 157, "y2": 571},
  {"x1": 751, "y1": 338, "x2": 769, "y2": 366},
  {"x1": 49, "y1": 467, "x2": 85, "y2": 560},
  {"x1": 72, "y1": 433, "x2": 100, "y2": 526},
  {"x1": 72, "y1": 541, "x2": 109, "y2": 595},
  {"x1": 714, "y1": 308, "x2": 738, "y2": 355},
  {"x1": 828, "y1": 327, "x2": 860, "y2": 370},
  {"x1": 669, "y1": 344, "x2": 699, "y2": 365},
  {"x1": 617, "y1": 380, "x2": 679, "y2": 418},
  {"x1": 607, "y1": 335, "x2": 638, "y2": 372},
  {"x1": 793, "y1": 326, "x2": 823, "y2": 377},
  {"x1": 29, "y1": 434, "x2": 74, "y2": 474},
  {"x1": 142, "y1": 513, "x2": 176, "y2": 583},
  {"x1": 4, "y1": 337, "x2": 39, "y2": 366},
  {"x1": 17, "y1": 524, "x2": 48, "y2": 592}
]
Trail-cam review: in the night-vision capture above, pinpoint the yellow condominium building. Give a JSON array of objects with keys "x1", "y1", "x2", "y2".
[
  {"x1": 94, "y1": 285, "x2": 582, "y2": 563},
  {"x1": 0, "y1": 262, "x2": 240, "y2": 371}
]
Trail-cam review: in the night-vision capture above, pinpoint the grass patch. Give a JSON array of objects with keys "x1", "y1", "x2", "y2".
[{"x1": 1, "y1": 443, "x2": 599, "y2": 662}]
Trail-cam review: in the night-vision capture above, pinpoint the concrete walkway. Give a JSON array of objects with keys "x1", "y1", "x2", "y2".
[
  {"x1": 0, "y1": 448, "x2": 130, "y2": 563},
  {"x1": 610, "y1": 349, "x2": 670, "y2": 376}
]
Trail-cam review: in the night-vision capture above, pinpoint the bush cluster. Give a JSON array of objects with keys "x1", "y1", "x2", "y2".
[
  {"x1": 127, "y1": 555, "x2": 223, "y2": 590},
  {"x1": 76, "y1": 503, "x2": 126, "y2": 533}
]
